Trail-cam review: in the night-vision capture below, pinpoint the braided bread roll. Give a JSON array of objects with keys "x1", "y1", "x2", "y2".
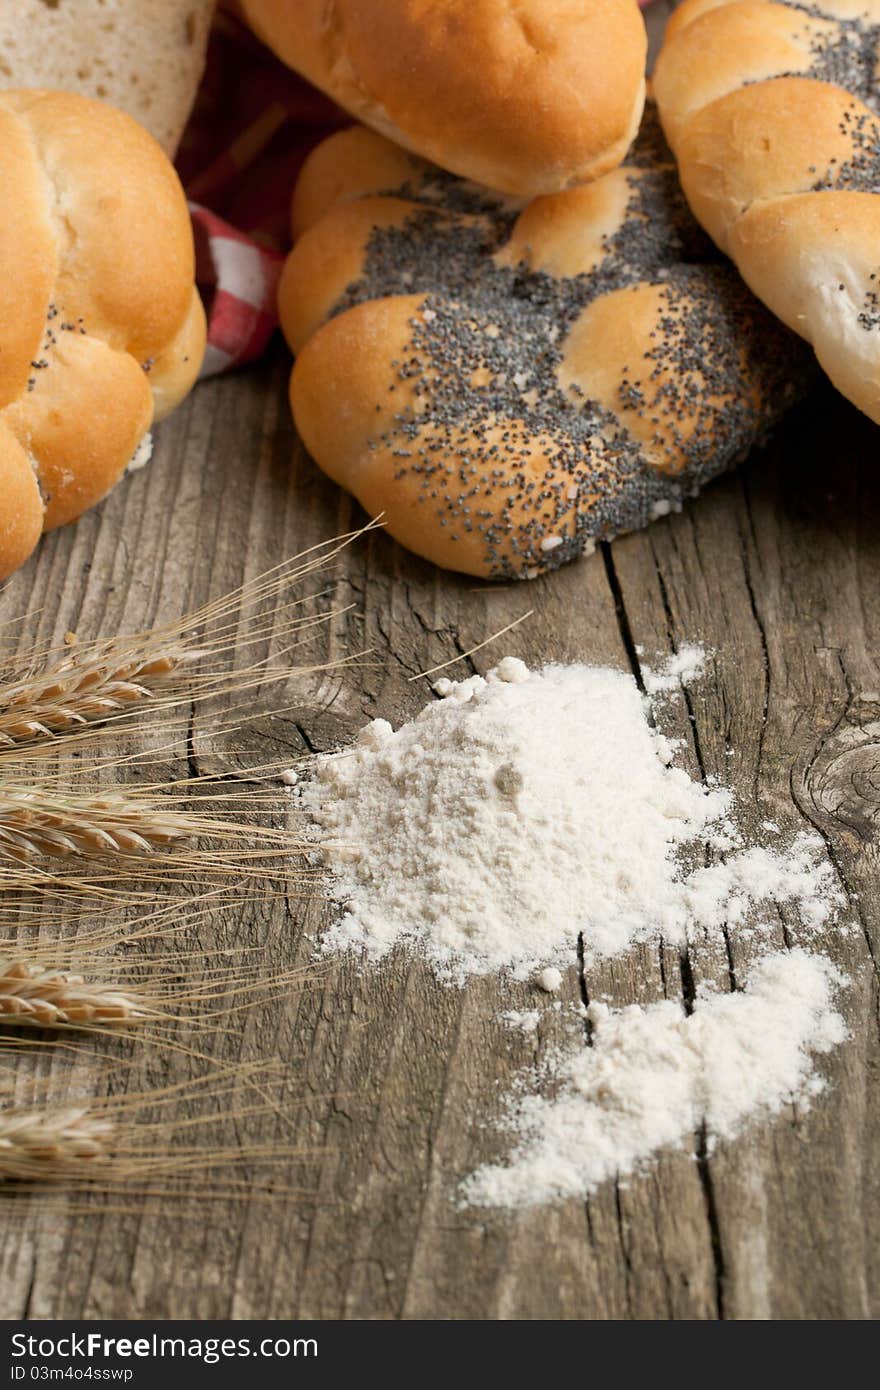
[
  {"x1": 240, "y1": 0, "x2": 647, "y2": 197},
  {"x1": 279, "y1": 114, "x2": 809, "y2": 580},
  {"x1": 654, "y1": 0, "x2": 880, "y2": 423},
  {"x1": 0, "y1": 91, "x2": 205, "y2": 581}
]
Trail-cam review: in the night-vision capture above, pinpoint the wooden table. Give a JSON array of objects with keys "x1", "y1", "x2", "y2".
[{"x1": 0, "y1": 343, "x2": 876, "y2": 1321}]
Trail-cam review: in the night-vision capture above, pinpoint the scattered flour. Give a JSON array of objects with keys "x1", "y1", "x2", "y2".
[
  {"x1": 462, "y1": 950, "x2": 848, "y2": 1208},
  {"x1": 535, "y1": 967, "x2": 563, "y2": 994},
  {"x1": 297, "y1": 659, "x2": 841, "y2": 982},
  {"x1": 643, "y1": 643, "x2": 708, "y2": 695},
  {"x1": 501, "y1": 1009, "x2": 541, "y2": 1035},
  {"x1": 679, "y1": 839, "x2": 841, "y2": 932},
  {"x1": 126, "y1": 433, "x2": 153, "y2": 473}
]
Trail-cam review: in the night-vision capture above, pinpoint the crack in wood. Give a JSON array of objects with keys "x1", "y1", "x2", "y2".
[
  {"x1": 602, "y1": 532, "x2": 733, "y2": 1313},
  {"x1": 696, "y1": 1125, "x2": 727, "y2": 1320},
  {"x1": 736, "y1": 495, "x2": 771, "y2": 792},
  {"x1": 576, "y1": 930, "x2": 594, "y2": 1046},
  {"x1": 185, "y1": 698, "x2": 201, "y2": 782},
  {"x1": 600, "y1": 543, "x2": 646, "y2": 691},
  {"x1": 293, "y1": 721, "x2": 318, "y2": 755}
]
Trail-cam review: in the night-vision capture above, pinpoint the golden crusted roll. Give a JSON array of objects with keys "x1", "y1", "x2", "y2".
[
  {"x1": 279, "y1": 115, "x2": 810, "y2": 580},
  {"x1": 0, "y1": 90, "x2": 205, "y2": 581},
  {"x1": 654, "y1": 0, "x2": 880, "y2": 423},
  {"x1": 240, "y1": 0, "x2": 647, "y2": 197}
]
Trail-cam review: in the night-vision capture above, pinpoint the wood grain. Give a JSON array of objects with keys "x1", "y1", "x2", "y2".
[{"x1": 0, "y1": 344, "x2": 876, "y2": 1321}]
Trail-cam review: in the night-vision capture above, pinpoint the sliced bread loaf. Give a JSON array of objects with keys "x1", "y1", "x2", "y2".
[{"x1": 0, "y1": 1, "x2": 215, "y2": 153}]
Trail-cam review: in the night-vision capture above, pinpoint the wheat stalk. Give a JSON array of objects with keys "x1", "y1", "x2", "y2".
[
  {"x1": 0, "y1": 530, "x2": 378, "y2": 886},
  {"x1": 0, "y1": 653, "x2": 180, "y2": 745},
  {"x1": 0, "y1": 1105, "x2": 113, "y2": 1180},
  {"x1": 0, "y1": 1062, "x2": 315, "y2": 1191},
  {"x1": 0, "y1": 946, "x2": 314, "y2": 1045},
  {"x1": 0, "y1": 523, "x2": 377, "y2": 751},
  {"x1": 0, "y1": 788, "x2": 192, "y2": 862},
  {"x1": 0, "y1": 960, "x2": 146, "y2": 1028}
]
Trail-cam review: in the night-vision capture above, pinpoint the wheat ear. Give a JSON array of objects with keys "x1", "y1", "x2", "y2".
[
  {"x1": 0, "y1": 1061, "x2": 311, "y2": 1190},
  {"x1": 0, "y1": 523, "x2": 379, "y2": 750},
  {"x1": 0, "y1": 788, "x2": 192, "y2": 861},
  {"x1": 0, "y1": 1106, "x2": 113, "y2": 1180},
  {"x1": 0, "y1": 960, "x2": 146, "y2": 1028},
  {"x1": 0, "y1": 653, "x2": 180, "y2": 746}
]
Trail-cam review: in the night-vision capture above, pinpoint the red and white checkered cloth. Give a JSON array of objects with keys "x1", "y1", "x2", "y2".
[
  {"x1": 189, "y1": 202, "x2": 283, "y2": 376},
  {"x1": 183, "y1": 2, "x2": 657, "y2": 378},
  {"x1": 179, "y1": 5, "x2": 345, "y2": 377}
]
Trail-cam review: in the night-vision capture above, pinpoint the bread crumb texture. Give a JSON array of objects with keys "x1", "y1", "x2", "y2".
[{"x1": 0, "y1": 0, "x2": 214, "y2": 153}]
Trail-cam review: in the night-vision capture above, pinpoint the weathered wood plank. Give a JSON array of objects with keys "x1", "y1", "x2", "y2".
[
  {"x1": 0, "y1": 351, "x2": 876, "y2": 1320},
  {"x1": 609, "y1": 388, "x2": 879, "y2": 1320}
]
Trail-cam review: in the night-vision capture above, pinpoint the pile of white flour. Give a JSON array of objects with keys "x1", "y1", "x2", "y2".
[
  {"x1": 298, "y1": 657, "x2": 841, "y2": 980},
  {"x1": 292, "y1": 655, "x2": 849, "y2": 1207},
  {"x1": 462, "y1": 950, "x2": 847, "y2": 1208}
]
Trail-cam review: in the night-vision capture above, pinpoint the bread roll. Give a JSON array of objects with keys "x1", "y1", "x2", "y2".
[
  {"x1": 0, "y1": 1, "x2": 215, "y2": 154},
  {"x1": 653, "y1": 0, "x2": 880, "y2": 423},
  {"x1": 240, "y1": 0, "x2": 647, "y2": 197},
  {"x1": 279, "y1": 115, "x2": 809, "y2": 580},
  {"x1": 0, "y1": 90, "x2": 205, "y2": 581}
]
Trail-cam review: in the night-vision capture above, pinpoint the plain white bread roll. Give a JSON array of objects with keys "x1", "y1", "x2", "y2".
[
  {"x1": 240, "y1": 0, "x2": 648, "y2": 197},
  {"x1": 0, "y1": 0, "x2": 215, "y2": 154},
  {"x1": 653, "y1": 0, "x2": 880, "y2": 423},
  {"x1": 0, "y1": 90, "x2": 205, "y2": 581}
]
